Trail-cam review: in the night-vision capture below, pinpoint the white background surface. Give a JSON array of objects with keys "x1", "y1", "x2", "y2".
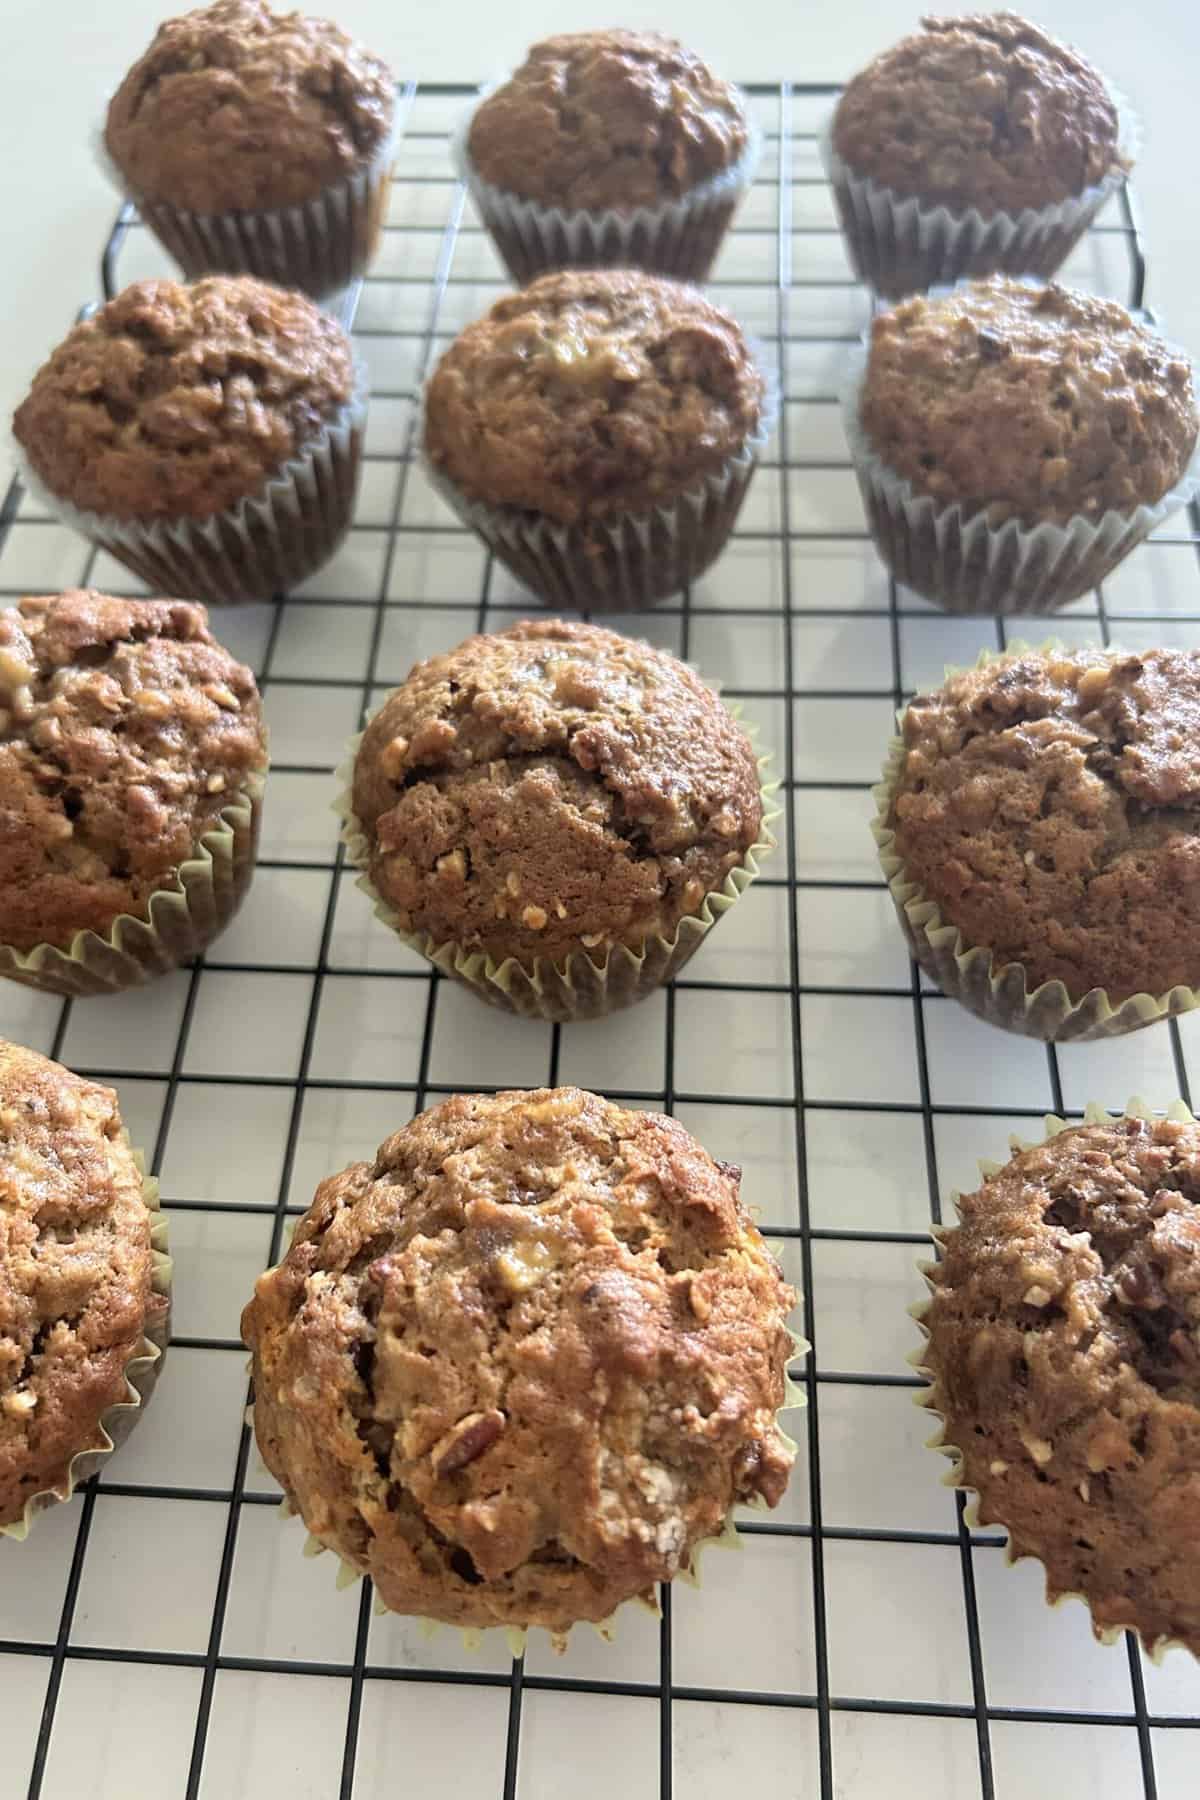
[
  {"x1": 1, "y1": 6, "x2": 1200, "y2": 1798},
  {"x1": 0, "y1": 0, "x2": 1199, "y2": 429}
]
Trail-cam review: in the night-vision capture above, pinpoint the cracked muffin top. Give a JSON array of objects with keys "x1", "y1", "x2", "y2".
[
  {"x1": 860, "y1": 280, "x2": 1197, "y2": 526},
  {"x1": 242, "y1": 1085, "x2": 796, "y2": 1633},
  {"x1": 423, "y1": 269, "x2": 765, "y2": 524},
  {"x1": 13, "y1": 276, "x2": 356, "y2": 524},
  {"x1": 889, "y1": 647, "x2": 1200, "y2": 1003},
  {"x1": 105, "y1": 0, "x2": 395, "y2": 214},
  {"x1": 919, "y1": 1113, "x2": 1200, "y2": 1656},
  {"x1": 0, "y1": 592, "x2": 266, "y2": 953},
  {"x1": 832, "y1": 13, "x2": 1125, "y2": 215},
  {"x1": 351, "y1": 618, "x2": 764, "y2": 966},
  {"x1": 0, "y1": 1040, "x2": 165, "y2": 1530},
  {"x1": 467, "y1": 31, "x2": 748, "y2": 211}
]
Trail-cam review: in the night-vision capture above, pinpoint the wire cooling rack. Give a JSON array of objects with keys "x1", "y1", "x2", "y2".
[{"x1": 1, "y1": 78, "x2": 1198, "y2": 1800}]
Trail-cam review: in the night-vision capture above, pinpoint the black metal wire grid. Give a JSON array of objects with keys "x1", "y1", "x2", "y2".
[{"x1": 0, "y1": 78, "x2": 1197, "y2": 1800}]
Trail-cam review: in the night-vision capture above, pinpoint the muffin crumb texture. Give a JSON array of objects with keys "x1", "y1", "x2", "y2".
[
  {"x1": 863, "y1": 280, "x2": 1197, "y2": 525},
  {"x1": 352, "y1": 618, "x2": 764, "y2": 965},
  {"x1": 105, "y1": 0, "x2": 395, "y2": 214},
  {"x1": 922, "y1": 1115, "x2": 1200, "y2": 1655},
  {"x1": 468, "y1": 31, "x2": 747, "y2": 211},
  {"x1": 243, "y1": 1087, "x2": 796, "y2": 1632},
  {"x1": 0, "y1": 1040, "x2": 161, "y2": 1529},
  {"x1": 833, "y1": 12, "x2": 1123, "y2": 214},
  {"x1": 0, "y1": 591, "x2": 265, "y2": 952},
  {"x1": 13, "y1": 276, "x2": 356, "y2": 523},
  {"x1": 424, "y1": 269, "x2": 764, "y2": 522},
  {"x1": 891, "y1": 647, "x2": 1200, "y2": 1003}
]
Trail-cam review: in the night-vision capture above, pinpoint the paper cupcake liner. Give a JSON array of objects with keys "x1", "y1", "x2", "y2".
[
  {"x1": 422, "y1": 342, "x2": 777, "y2": 611},
  {"x1": 0, "y1": 769, "x2": 265, "y2": 998},
  {"x1": 2, "y1": 1149, "x2": 171, "y2": 1540},
  {"x1": 452, "y1": 85, "x2": 761, "y2": 285},
  {"x1": 841, "y1": 330, "x2": 1200, "y2": 614},
  {"x1": 873, "y1": 646, "x2": 1200, "y2": 1041},
  {"x1": 15, "y1": 372, "x2": 367, "y2": 607},
  {"x1": 260, "y1": 1319, "x2": 806, "y2": 1651},
  {"x1": 335, "y1": 721, "x2": 777, "y2": 1024},
  {"x1": 910, "y1": 1098, "x2": 1194, "y2": 1659},
  {"x1": 819, "y1": 85, "x2": 1140, "y2": 300},
  {"x1": 96, "y1": 109, "x2": 401, "y2": 300}
]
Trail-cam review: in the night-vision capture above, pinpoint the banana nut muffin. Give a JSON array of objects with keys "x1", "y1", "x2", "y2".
[
  {"x1": 468, "y1": 32, "x2": 748, "y2": 212},
  {"x1": 242, "y1": 1086, "x2": 797, "y2": 1632},
  {"x1": 0, "y1": 1040, "x2": 167, "y2": 1529},
  {"x1": 425, "y1": 270, "x2": 764, "y2": 525},
  {"x1": 861, "y1": 279, "x2": 1197, "y2": 527},
  {"x1": 832, "y1": 14, "x2": 1124, "y2": 216},
  {"x1": 0, "y1": 591, "x2": 266, "y2": 954},
  {"x1": 889, "y1": 646, "x2": 1200, "y2": 1004},
  {"x1": 105, "y1": 0, "x2": 395, "y2": 215},
  {"x1": 351, "y1": 618, "x2": 764, "y2": 969},
  {"x1": 919, "y1": 1113, "x2": 1200, "y2": 1655},
  {"x1": 13, "y1": 276, "x2": 355, "y2": 524}
]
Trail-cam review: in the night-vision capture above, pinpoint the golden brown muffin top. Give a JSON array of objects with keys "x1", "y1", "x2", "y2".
[
  {"x1": 467, "y1": 31, "x2": 747, "y2": 211},
  {"x1": 424, "y1": 269, "x2": 764, "y2": 524},
  {"x1": 832, "y1": 13, "x2": 1123, "y2": 215},
  {"x1": 13, "y1": 277, "x2": 356, "y2": 524},
  {"x1": 243, "y1": 1086, "x2": 796, "y2": 1633},
  {"x1": 861, "y1": 279, "x2": 1197, "y2": 526},
  {"x1": 0, "y1": 1040, "x2": 164, "y2": 1530},
  {"x1": 890, "y1": 647, "x2": 1200, "y2": 1004},
  {"x1": 0, "y1": 592, "x2": 266, "y2": 953},
  {"x1": 921, "y1": 1114, "x2": 1200, "y2": 1656},
  {"x1": 104, "y1": 0, "x2": 395, "y2": 214},
  {"x1": 352, "y1": 618, "x2": 764, "y2": 966}
]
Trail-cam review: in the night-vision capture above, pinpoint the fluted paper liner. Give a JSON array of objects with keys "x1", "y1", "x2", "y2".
[
  {"x1": 873, "y1": 644, "x2": 1200, "y2": 1041},
  {"x1": 0, "y1": 770, "x2": 265, "y2": 999},
  {"x1": 2, "y1": 1149, "x2": 171, "y2": 1541},
  {"x1": 335, "y1": 718, "x2": 777, "y2": 1023},
  {"x1": 453, "y1": 83, "x2": 760, "y2": 285},
  {"x1": 421, "y1": 343, "x2": 777, "y2": 611},
  {"x1": 819, "y1": 84, "x2": 1140, "y2": 300},
  {"x1": 910, "y1": 1099, "x2": 1193, "y2": 1660},
  {"x1": 15, "y1": 372, "x2": 367, "y2": 607},
  {"x1": 96, "y1": 108, "x2": 401, "y2": 300},
  {"x1": 841, "y1": 327, "x2": 1200, "y2": 615},
  {"x1": 263, "y1": 1316, "x2": 806, "y2": 1652}
]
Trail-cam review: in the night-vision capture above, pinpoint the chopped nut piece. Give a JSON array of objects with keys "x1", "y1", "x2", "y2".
[
  {"x1": 1022, "y1": 1284, "x2": 1053, "y2": 1308},
  {"x1": 437, "y1": 850, "x2": 467, "y2": 880},
  {"x1": 433, "y1": 1410, "x2": 505, "y2": 1479},
  {"x1": 506, "y1": 871, "x2": 521, "y2": 897},
  {"x1": 989, "y1": 1459, "x2": 1009, "y2": 1476},
  {"x1": 135, "y1": 688, "x2": 171, "y2": 718},
  {"x1": 522, "y1": 904, "x2": 548, "y2": 930},
  {"x1": 379, "y1": 735, "x2": 409, "y2": 781},
  {"x1": 205, "y1": 683, "x2": 241, "y2": 710},
  {"x1": 206, "y1": 773, "x2": 226, "y2": 794},
  {"x1": 1020, "y1": 1431, "x2": 1053, "y2": 1466}
]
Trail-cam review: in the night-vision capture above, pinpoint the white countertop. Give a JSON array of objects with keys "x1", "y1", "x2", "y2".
[{"x1": 0, "y1": 0, "x2": 1197, "y2": 438}]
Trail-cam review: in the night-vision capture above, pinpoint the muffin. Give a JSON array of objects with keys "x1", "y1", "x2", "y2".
[
  {"x1": 456, "y1": 31, "x2": 755, "y2": 284},
  {"x1": 103, "y1": 0, "x2": 396, "y2": 297},
  {"x1": 843, "y1": 278, "x2": 1199, "y2": 613},
  {"x1": 340, "y1": 617, "x2": 772, "y2": 1021},
  {"x1": 0, "y1": 1040, "x2": 170, "y2": 1538},
  {"x1": 824, "y1": 13, "x2": 1133, "y2": 299},
  {"x1": 0, "y1": 591, "x2": 267, "y2": 997},
  {"x1": 242, "y1": 1086, "x2": 797, "y2": 1636},
  {"x1": 423, "y1": 269, "x2": 769, "y2": 609},
  {"x1": 915, "y1": 1108, "x2": 1200, "y2": 1656},
  {"x1": 12, "y1": 276, "x2": 364, "y2": 605},
  {"x1": 875, "y1": 645, "x2": 1200, "y2": 1040}
]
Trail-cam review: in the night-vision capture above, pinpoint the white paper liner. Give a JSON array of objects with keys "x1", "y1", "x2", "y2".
[
  {"x1": 14, "y1": 371, "x2": 368, "y2": 607},
  {"x1": 421, "y1": 339, "x2": 778, "y2": 611},
  {"x1": 452, "y1": 81, "x2": 761, "y2": 285},
  {"x1": 95, "y1": 106, "x2": 401, "y2": 300},
  {"x1": 909, "y1": 1099, "x2": 1195, "y2": 1660},
  {"x1": 0, "y1": 771, "x2": 265, "y2": 998},
  {"x1": 841, "y1": 323, "x2": 1200, "y2": 615},
  {"x1": 335, "y1": 715, "x2": 777, "y2": 1023},
  {"x1": 2, "y1": 1149, "x2": 171, "y2": 1540},
  {"x1": 873, "y1": 643, "x2": 1200, "y2": 1040},
  {"x1": 819, "y1": 82, "x2": 1140, "y2": 300}
]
